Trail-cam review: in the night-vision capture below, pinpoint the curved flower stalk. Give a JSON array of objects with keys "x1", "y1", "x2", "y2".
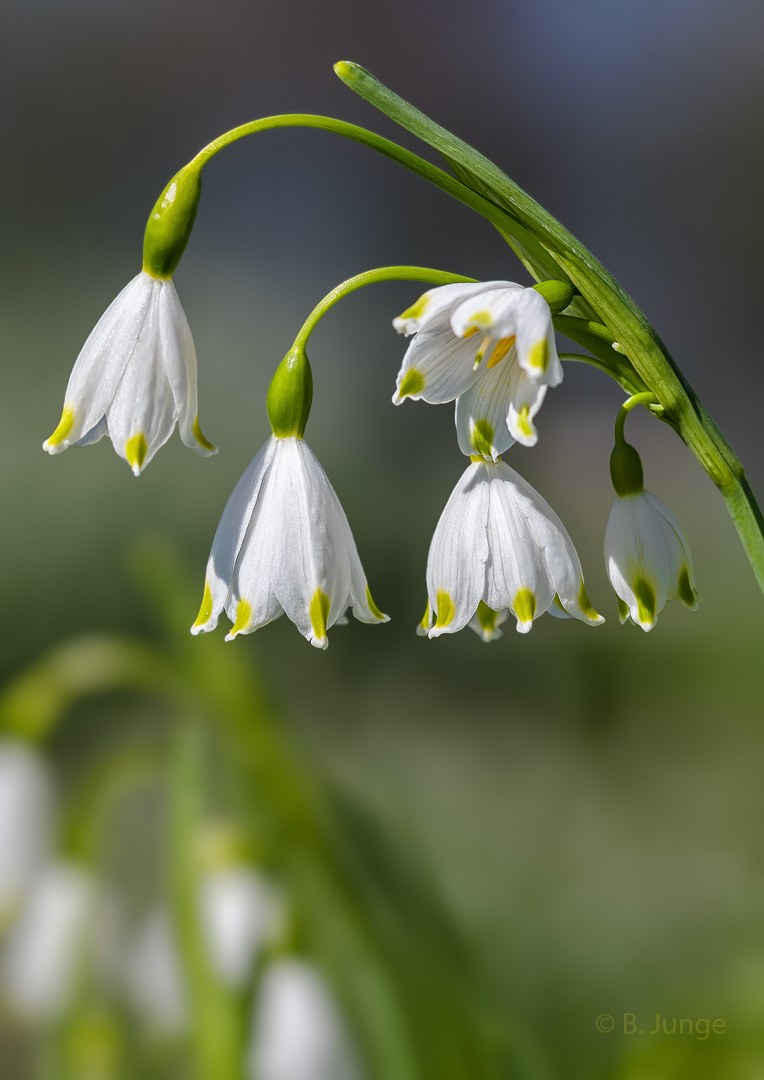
[
  {"x1": 247, "y1": 959, "x2": 362, "y2": 1080},
  {"x1": 336, "y1": 60, "x2": 764, "y2": 600},
  {"x1": 192, "y1": 348, "x2": 388, "y2": 650},
  {"x1": 393, "y1": 280, "x2": 563, "y2": 453},
  {"x1": 419, "y1": 457, "x2": 604, "y2": 639}
]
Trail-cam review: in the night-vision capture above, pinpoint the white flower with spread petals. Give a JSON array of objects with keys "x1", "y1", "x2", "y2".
[
  {"x1": 392, "y1": 280, "x2": 564, "y2": 454},
  {"x1": 43, "y1": 270, "x2": 216, "y2": 475},
  {"x1": 191, "y1": 436, "x2": 388, "y2": 649},
  {"x1": 419, "y1": 458, "x2": 604, "y2": 639},
  {"x1": 605, "y1": 490, "x2": 700, "y2": 631}
]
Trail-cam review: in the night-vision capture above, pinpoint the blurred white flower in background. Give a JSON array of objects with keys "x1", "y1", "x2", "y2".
[
  {"x1": 0, "y1": 741, "x2": 53, "y2": 929},
  {"x1": 248, "y1": 959, "x2": 361, "y2": 1080}
]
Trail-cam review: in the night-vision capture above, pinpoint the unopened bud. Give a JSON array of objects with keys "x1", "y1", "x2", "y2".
[{"x1": 267, "y1": 347, "x2": 314, "y2": 439}]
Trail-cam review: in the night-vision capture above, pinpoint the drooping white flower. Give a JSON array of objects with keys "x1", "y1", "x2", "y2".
[
  {"x1": 123, "y1": 909, "x2": 188, "y2": 1036},
  {"x1": 0, "y1": 741, "x2": 53, "y2": 929},
  {"x1": 392, "y1": 281, "x2": 563, "y2": 452},
  {"x1": 419, "y1": 458, "x2": 604, "y2": 639},
  {"x1": 1, "y1": 862, "x2": 97, "y2": 1019},
  {"x1": 191, "y1": 435, "x2": 388, "y2": 649},
  {"x1": 605, "y1": 490, "x2": 700, "y2": 630},
  {"x1": 43, "y1": 270, "x2": 216, "y2": 475},
  {"x1": 199, "y1": 866, "x2": 282, "y2": 988},
  {"x1": 247, "y1": 959, "x2": 361, "y2": 1080}
]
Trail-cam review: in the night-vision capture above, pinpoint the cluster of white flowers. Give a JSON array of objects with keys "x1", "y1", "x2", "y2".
[{"x1": 44, "y1": 270, "x2": 698, "y2": 642}]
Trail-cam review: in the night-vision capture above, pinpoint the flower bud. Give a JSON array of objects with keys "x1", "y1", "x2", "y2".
[
  {"x1": 142, "y1": 164, "x2": 202, "y2": 280},
  {"x1": 266, "y1": 347, "x2": 314, "y2": 439},
  {"x1": 532, "y1": 278, "x2": 575, "y2": 315},
  {"x1": 610, "y1": 440, "x2": 644, "y2": 496}
]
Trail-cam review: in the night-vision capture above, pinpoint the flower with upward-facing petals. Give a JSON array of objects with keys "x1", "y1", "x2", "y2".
[
  {"x1": 393, "y1": 280, "x2": 567, "y2": 456},
  {"x1": 419, "y1": 457, "x2": 604, "y2": 640},
  {"x1": 43, "y1": 163, "x2": 215, "y2": 474},
  {"x1": 191, "y1": 347, "x2": 388, "y2": 649},
  {"x1": 43, "y1": 271, "x2": 216, "y2": 474},
  {"x1": 605, "y1": 491, "x2": 700, "y2": 630}
]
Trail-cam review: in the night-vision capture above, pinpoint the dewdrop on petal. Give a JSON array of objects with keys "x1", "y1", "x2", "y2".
[
  {"x1": 191, "y1": 347, "x2": 388, "y2": 649},
  {"x1": 43, "y1": 164, "x2": 215, "y2": 474}
]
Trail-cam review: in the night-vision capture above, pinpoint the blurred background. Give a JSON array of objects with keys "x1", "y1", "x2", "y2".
[{"x1": 2, "y1": 0, "x2": 764, "y2": 1076}]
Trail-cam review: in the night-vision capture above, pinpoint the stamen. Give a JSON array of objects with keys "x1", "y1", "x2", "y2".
[
  {"x1": 486, "y1": 335, "x2": 516, "y2": 369},
  {"x1": 473, "y1": 336, "x2": 493, "y2": 370}
]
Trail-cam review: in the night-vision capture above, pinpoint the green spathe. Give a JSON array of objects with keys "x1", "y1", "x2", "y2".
[
  {"x1": 267, "y1": 347, "x2": 314, "y2": 439},
  {"x1": 610, "y1": 440, "x2": 644, "y2": 497},
  {"x1": 143, "y1": 165, "x2": 202, "y2": 279},
  {"x1": 532, "y1": 279, "x2": 575, "y2": 315}
]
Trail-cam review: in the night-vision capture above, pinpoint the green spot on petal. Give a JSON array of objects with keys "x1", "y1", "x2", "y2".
[
  {"x1": 193, "y1": 581, "x2": 213, "y2": 628},
  {"x1": 633, "y1": 576, "x2": 656, "y2": 626},
  {"x1": 475, "y1": 601, "x2": 499, "y2": 635},
  {"x1": 677, "y1": 567, "x2": 698, "y2": 608},
  {"x1": 230, "y1": 598, "x2": 252, "y2": 637},
  {"x1": 125, "y1": 433, "x2": 148, "y2": 474},
  {"x1": 617, "y1": 598, "x2": 630, "y2": 623},
  {"x1": 434, "y1": 590, "x2": 454, "y2": 629},
  {"x1": 309, "y1": 588, "x2": 330, "y2": 642},
  {"x1": 397, "y1": 294, "x2": 430, "y2": 322},
  {"x1": 470, "y1": 418, "x2": 495, "y2": 458},
  {"x1": 193, "y1": 415, "x2": 216, "y2": 452},
  {"x1": 578, "y1": 581, "x2": 602, "y2": 622},
  {"x1": 465, "y1": 309, "x2": 491, "y2": 329},
  {"x1": 514, "y1": 588, "x2": 536, "y2": 625},
  {"x1": 526, "y1": 339, "x2": 549, "y2": 373},
  {"x1": 46, "y1": 405, "x2": 75, "y2": 447},
  {"x1": 365, "y1": 585, "x2": 386, "y2": 621},
  {"x1": 416, "y1": 601, "x2": 430, "y2": 636},
  {"x1": 398, "y1": 369, "x2": 425, "y2": 398},
  {"x1": 516, "y1": 405, "x2": 534, "y2": 441}
]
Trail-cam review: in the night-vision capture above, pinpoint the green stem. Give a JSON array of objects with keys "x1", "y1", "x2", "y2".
[
  {"x1": 614, "y1": 391, "x2": 661, "y2": 446},
  {"x1": 292, "y1": 266, "x2": 477, "y2": 350},
  {"x1": 169, "y1": 722, "x2": 245, "y2": 1080},
  {"x1": 187, "y1": 113, "x2": 524, "y2": 241}
]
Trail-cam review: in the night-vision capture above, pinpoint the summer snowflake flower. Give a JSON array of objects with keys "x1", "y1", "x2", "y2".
[
  {"x1": 392, "y1": 281, "x2": 563, "y2": 454},
  {"x1": 418, "y1": 457, "x2": 604, "y2": 639},
  {"x1": 191, "y1": 435, "x2": 388, "y2": 649},
  {"x1": 605, "y1": 490, "x2": 700, "y2": 630},
  {"x1": 43, "y1": 270, "x2": 216, "y2": 475}
]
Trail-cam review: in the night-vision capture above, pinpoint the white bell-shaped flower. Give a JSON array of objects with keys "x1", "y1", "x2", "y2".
[
  {"x1": 0, "y1": 741, "x2": 53, "y2": 929},
  {"x1": 43, "y1": 270, "x2": 216, "y2": 475},
  {"x1": 123, "y1": 909, "x2": 188, "y2": 1036},
  {"x1": 247, "y1": 959, "x2": 361, "y2": 1080},
  {"x1": 199, "y1": 866, "x2": 282, "y2": 988},
  {"x1": 191, "y1": 435, "x2": 388, "y2": 649},
  {"x1": 1, "y1": 862, "x2": 96, "y2": 1019},
  {"x1": 605, "y1": 490, "x2": 700, "y2": 630},
  {"x1": 392, "y1": 281, "x2": 562, "y2": 451},
  {"x1": 420, "y1": 458, "x2": 604, "y2": 638}
]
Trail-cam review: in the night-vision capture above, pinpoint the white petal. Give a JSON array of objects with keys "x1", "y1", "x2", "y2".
[
  {"x1": 199, "y1": 869, "x2": 278, "y2": 988},
  {"x1": 191, "y1": 438, "x2": 278, "y2": 635},
  {"x1": 499, "y1": 461, "x2": 603, "y2": 625},
  {"x1": 426, "y1": 463, "x2": 490, "y2": 636},
  {"x1": 641, "y1": 490, "x2": 700, "y2": 608},
  {"x1": 157, "y1": 281, "x2": 216, "y2": 457},
  {"x1": 393, "y1": 281, "x2": 503, "y2": 336},
  {"x1": 454, "y1": 353, "x2": 517, "y2": 460},
  {"x1": 512, "y1": 288, "x2": 563, "y2": 386},
  {"x1": 450, "y1": 284, "x2": 524, "y2": 339},
  {"x1": 467, "y1": 603, "x2": 508, "y2": 642},
  {"x1": 393, "y1": 324, "x2": 483, "y2": 405},
  {"x1": 43, "y1": 272, "x2": 155, "y2": 453},
  {"x1": 484, "y1": 463, "x2": 554, "y2": 631},
  {"x1": 506, "y1": 374, "x2": 548, "y2": 447},
  {"x1": 604, "y1": 493, "x2": 670, "y2": 630}
]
